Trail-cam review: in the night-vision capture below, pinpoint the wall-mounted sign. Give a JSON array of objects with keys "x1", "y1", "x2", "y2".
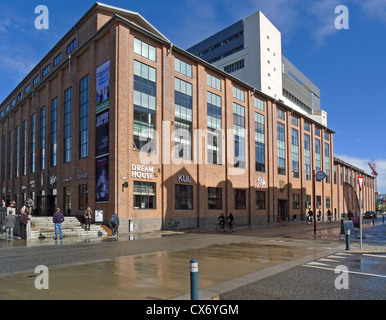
[
  {"x1": 256, "y1": 177, "x2": 266, "y2": 190},
  {"x1": 49, "y1": 175, "x2": 57, "y2": 186},
  {"x1": 63, "y1": 177, "x2": 72, "y2": 183},
  {"x1": 131, "y1": 164, "x2": 154, "y2": 180},
  {"x1": 178, "y1": 174, "x2": 191, "y2": 183},
  {"x1": 77, "y1": 172, "x2": 89, "y2": 180}
]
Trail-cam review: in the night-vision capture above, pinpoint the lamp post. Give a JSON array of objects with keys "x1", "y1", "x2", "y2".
[{"x1": 313, "y1": 170, "x2": 326, "y2": 236}]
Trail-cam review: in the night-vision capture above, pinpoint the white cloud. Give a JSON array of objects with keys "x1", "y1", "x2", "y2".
[
  {"x1": 335, "y1": 154, "x2": 386, "y2": 194},
  {"x1": 355, "y1": 0, "x2": 386, "y2": 22}
]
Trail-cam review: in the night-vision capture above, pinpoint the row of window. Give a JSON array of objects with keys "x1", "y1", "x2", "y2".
[{"x1": 0, "y1": 75, "x2": 88, "y2": 181}]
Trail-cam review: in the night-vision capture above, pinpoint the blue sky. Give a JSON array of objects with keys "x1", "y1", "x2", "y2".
[{"x1": 0, "y1": 0, "x2": 385, "y2": 193}]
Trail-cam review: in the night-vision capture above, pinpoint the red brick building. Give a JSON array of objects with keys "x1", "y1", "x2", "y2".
[{"x1": 0, "y1": 3, "x2": 374, "y2": 232}]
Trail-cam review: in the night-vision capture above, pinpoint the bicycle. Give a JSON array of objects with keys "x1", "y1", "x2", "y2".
[
  {"x1": 168, "y1": 218, "x2": 181, "y2": 231},
  {"x1": 216, "y1": 221, "x2": 236, "y2": 232}
]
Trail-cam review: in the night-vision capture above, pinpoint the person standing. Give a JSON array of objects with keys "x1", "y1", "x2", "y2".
[
  {"x1": 84, "y1": 207, "x2": 92, "y2": 231},
  {"x1": 53, "y1": 208, "x2": 64, "y2": 240},
  {"x1": 110, "y1": 212, "x2": 119, "y2": 236},
  {"x1": 27, "y1": 197, "x2": 34, "y2": 216},
  {"x1": 20, "y1": 207, "x2": 28, "y2": 240},
  {"x1": 5, "y1": 210, "x2": 16, "y2": 241}
]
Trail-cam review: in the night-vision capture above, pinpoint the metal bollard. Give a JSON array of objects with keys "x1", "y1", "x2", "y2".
[
  {"x1": 345, "y1": 229, "x2": 350, "y2": 251},
  {"x1": 190, "y1": 259, "x2": 199, "y2": 300}
]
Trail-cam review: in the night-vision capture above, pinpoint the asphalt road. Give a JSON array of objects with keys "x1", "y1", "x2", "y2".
[{"x1": 221, "y1": 252, "x2": 386, "y2": 300}]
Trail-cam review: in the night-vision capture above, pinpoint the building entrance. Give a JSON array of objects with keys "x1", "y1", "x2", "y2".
[{"x1": 278, "y1": 199, "x2": 288, "y2": 221}]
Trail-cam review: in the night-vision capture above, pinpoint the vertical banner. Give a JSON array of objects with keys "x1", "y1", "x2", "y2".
[
  {"x1": 96, "y1": 59, "x2": 110, "y2": 203},
  {"x1": 96, "y1": 60, "x2": 110, "y2": 113},
  {"x1": 96, "y1": 156, "x2": 109, "y2": 202}
]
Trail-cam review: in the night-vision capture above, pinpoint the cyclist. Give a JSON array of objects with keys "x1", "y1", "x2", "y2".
[
  {"x1": 218, "y1": 213, "x2": 225, "y2": 229},
  {"x1": 307, "y1": 209, "x2": 313, "y2": 223},
  {"x1": 327, "y1": 209, "x2": 332, "y2": 222},
  {"x1": 227, "y1": 212, "x2": 235, "y2": 229}
]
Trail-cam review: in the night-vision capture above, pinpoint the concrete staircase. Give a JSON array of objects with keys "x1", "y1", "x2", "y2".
[{"x1": 29, "y1": 216, "x2": 108, "y2": 240}]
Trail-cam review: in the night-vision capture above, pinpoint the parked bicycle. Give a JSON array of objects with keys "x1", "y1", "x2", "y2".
[
  {"x1": 168, "y1": 218, "x2": 181, "y2": 231},
  {"x1": 216, "y1": 221, "x2": 236, "y2": 232}
]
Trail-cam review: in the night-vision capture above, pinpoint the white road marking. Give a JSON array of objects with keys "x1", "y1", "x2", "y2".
[{"x1": 302, "y1": 264, "x2": 386, "y2": 279}]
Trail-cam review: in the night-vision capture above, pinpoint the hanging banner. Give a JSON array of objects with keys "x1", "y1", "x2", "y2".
[
  {"x1": 96, "y1": 60, "x2": 110, "y2": 113},
  {"x1": 96, "y1": 156, "x2": 109, "y2": 202},
  {"x1": 96, "y1": 109, "x2": 109, "y2": 157}
]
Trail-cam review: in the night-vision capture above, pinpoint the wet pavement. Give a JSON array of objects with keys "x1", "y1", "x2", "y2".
[{"x1": 0, "y1": 219, "x2": 385, "y2": 300}]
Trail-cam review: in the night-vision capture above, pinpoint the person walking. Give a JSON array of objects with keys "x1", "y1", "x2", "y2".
[
  {"x1": 27, "y1": 197, "x2": 34, "y2": 216},
  {"x1": 110, "y1": 212, "x2": 119, "y2": 236},
  {"x1": 4, "y1": 210, "x2": 16, "y2": 241},
  {"x1": 84, "y1": 207, "x2": 92, "y2": 231},
  {"x1": 20, "y1": 207, "x2": 28, "y2": 240},
  {"x1": 53, "y1": 208, "x2": 65, "y2": 240}
]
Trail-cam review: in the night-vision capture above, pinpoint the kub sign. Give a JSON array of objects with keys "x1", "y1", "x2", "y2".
[{"x1": 358, "y1": 176, "x2": 364, "y2": 191}]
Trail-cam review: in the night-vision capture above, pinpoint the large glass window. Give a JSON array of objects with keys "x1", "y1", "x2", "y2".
[
  {"x1": 255, "y1": 112, "x2": 265, "y2": 172},
  {"x1": 174, "y1": 78, "x2": 193, "y2": 160},
  {"x1": 134, "y1": 61, "x2": 156, "y2": 153},
  {"x1": 133, "y1": 181, "x2": 156, "y2": 209},
  {"x1": 304, "y1": 133, "x2": 311, "y2": 180},
  {"x1": 64, "y1": 88, "x2": 72, "y2": 163},
  {"x1": 134, "y1": 38, "x2": 156, "y2": 61},
  {"x1": 78, "y1": 184, "x2": 88, "y2": 210},
  {"x1": 15, "y1": 126, "x2": 19, "y2": 178},
  {"x1": 256, "y1": 191, "x2": 265, "y2": 210},
  {"x1": 315, "y1": 138, "x2": 321, "y2": 173},
  {"x1": 30, "y1": 114, "x2": 36, "y2": 173},
  {"x1": 40, "y1": 107, "x2": 46, "y2": 170},
  {"x1": 277, "y1": 122, "x2": 286, "y2": 175},
  {"x1": 22, "y1": 120, "x2": 27, "y2": 175},
  {"x1": 292, "y1": 128, "x2": 299, "y2": 178},
  {"x1": 79, "y1": 75, "x2": 89, "y2": 158},
  {"x1": 234, "y1": 103, "x2": 245, "y2": 169},
  {"x1": 175, "y1": 184, "x2": 193, "y2": 210},
  {"x1": 175, "y1": 57, "x2": 192, "y2": 78},
  {"x1": 325, "y1": 142, "x2": 330, "y2": 183},
  {"x1": 51, "y1": 98, "x2": 57, "y2": 167},
  {"x1": 207, "y1": 92, "x2": 222, "y2": 165}
]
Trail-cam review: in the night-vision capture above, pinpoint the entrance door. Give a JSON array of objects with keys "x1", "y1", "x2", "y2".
[
  {"x1": 278, "y1": 199, "x2": 288, "y2": 221},
  {"x1": 63, "y1": 187, "x2": 71, "y2": 216}
]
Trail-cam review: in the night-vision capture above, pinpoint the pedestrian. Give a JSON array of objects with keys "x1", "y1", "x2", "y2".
[
  {"x1": 53, "y1": 208, "x2": 65, "y2": 240},
  {"x1": 110, "y1": 212, "x2": 119, "y2": 236},
  {"x1": 4, "y1": 210, "x2": 16, "y2": 241},
  {"x1": 20, "y1": 207, "x2": 28, "y2": 240},
  {"x1": 27, "y1": 197, "x2": 34, "y2": 216},
  {"x1": 84, "y1": 207, "x2": 92, "y2": 231},
  {"x1": 1, "y1": 200, "x2": 5, "y2": 207}
]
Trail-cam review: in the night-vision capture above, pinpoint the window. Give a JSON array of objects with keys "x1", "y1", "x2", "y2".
[
  {"x1": 30, "y1": 114, "x2": 36, "y2": 173},
  {"x1": 175, "y1": 184, "x2": 193, "y2": 210},
  {"x1": 40, "y1": 107, "x2": 46, "y2": 170},
  {"x1": 67, "y1": 39, "x2": 76, "y2": 54},
  {"x1": 305, "y1": 194, "x2": 311, "y2": 210},
  {"x1": 315, "y1": 127, "x2": 321, "y2": 137},
  {"x1": 224, "y1": 59, "x2": 244, "y2": 73},
  {"x1": 175, "y1": 57, "x2": 192, "y2": 78},
  {"x1": 293, "y1": 194, "x2": 300, "y2": 209},
  {"x1": 233, "y1": 87, "x2": 245, "y2": 102},
  {"x1": 133, "y1": 61, "x2": 156, "y2": 153},
  {"x1": 234, "y1": 103, "x2": 245, "y2": 168},
  {"x1": 42, "y1": 64, "x2": 50, "y2": 77},
  {"x1": 33, "y1": 75, "x2": 40, "y2": 86},
  {"x1": 134, "y1": 38, "x2": 156, "y2": 61},
  {"x1": 315, "y1": 138, "x2": 321, "y2": 173},
  {"x1": 22, "y1": 120, "x2": 27, "y2": 175},
  {"x1": 292, "y1": 128, "x2": 299, "y2": 178},
  {"x1": 17, "y1": 91, "x2": 23, "y2": 101},
  {"x1": 255, "y1": 112, "x2": 265, "y2": 172},
  {"x1": 254, "y1": 97, "x2": 264, "y2": 111},
  {"x1": 277, "y1": 122, "x2": 286, "y2": 175},
  {"x1": 174, "y1": 78, "x2": 193, "y2": 160},
  {"x1": 324, "y1": 132, "x2": 329, "y2": 141},
  {"x1": 54, "y1": 52, "x2": 62, "y2": 66},
  {"x1": 79, "y1": 75, "x2": 89, "y2": 158},
  {"x1": 304, "y1": 122, "x2": 310, "y2": 132},
  {"x1": 326, "y1": 196, "x2": 331, "y2": 209},
  {"x1": 133, "y1": 181, "x2": 156, "y2": 209},
  {"x1": 79, "y1": 184, "x2": 88, "y2": 210},
  {"x1": 325, "y1": 142, "x2": 330, "y2": 183},
  {"x1": 340, "y1": 167, "x2": 343, "y2": 185},
  {"x1": 207, "y1": 92, "x2": 222, "y2": 165},
  {"x1": 1, "y1": 135, "x2": 5, "y2": 182},
  {"x1": 64, "y1": 88, "x2": 72, "y2": 163},
  {"x1": 256, "y1": 191, "x2": 265, "y2": 210},
  {"x1": 15, "y1": 126, "x2": 19, "y2": 178},
  {"x1": 235, "y1": 189, "x2": 246, "y2": 210},
  {"x1": 25, "y1": 84, "x2": 31, "y2": 94},
  {"x1": 51, "y1": 98, "x2": 58, "y2": 167},
  {"x1": 334, "y1": 165, "x2": 337, "y2": 184},
  {"x1": 207, "y1": 74, "x2": 221, "y2": 91},
  {"x1": 277, "y1": 108, "x2": 285, "y2": 120},
  {"x1": 8, "y1": 131, "x2": 12, "y2": 180},
  {"x1": 291, "y1": 115, "x2": 298, "y2": 126},
  {"x1": 304, "y1": 134, "x2": 311, "y2": 180},
  {"x1": 208, "y1": 187, "x2": 222, "y2": 210}
]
